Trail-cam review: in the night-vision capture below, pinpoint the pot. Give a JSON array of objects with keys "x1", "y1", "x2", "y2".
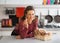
[
  {"x1": 45, "y1": 10, "x2": 53, "y2": 23},
  {"x1": 54, "y1": 10, "x2": 60, "y2": 23},
  {"x1": 54, "y1": 0, "x2": 58, "y2": 4}
]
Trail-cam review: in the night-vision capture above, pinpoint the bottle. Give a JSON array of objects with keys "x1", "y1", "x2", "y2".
[
  {"x1": 9, "y1": 19, "x2": 12, "y2": 27},
  {"x1": 2, "y1": 19, "x2": 5, "y2": 27},
  {"x1": 6, "y1": 19, "x2": 9, "y2": 27}
]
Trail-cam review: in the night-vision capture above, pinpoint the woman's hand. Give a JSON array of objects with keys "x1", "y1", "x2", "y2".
[
  {"x1": 23, "y1": 19, "x2": 28, "y2": 29},
  {"x1": 16, "y1": 35, "x2": 21, "y2": 39}
]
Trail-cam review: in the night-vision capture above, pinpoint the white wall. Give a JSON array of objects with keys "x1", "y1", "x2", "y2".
[
  {"x1": 0, "y1": 7, "x2": 9, "y2": 20},
  {"x1": 6, "y1": 0, "x2": 43, "y2": 5},
  {"x1": 0, "y1": 6, "x2": 60, "y2": 26},
  {"x1": 0, "y1": 0, "x2": 43, "y2": 5},
  {"x1": 0, "y1": 0, "x2": 5, "y2": 4},
  {"x1": 0, "y1": 0, "x2": 60, "y2": 26},
  {"x1": 35, "y1": 8, "x2": 60, "y2": 26}
]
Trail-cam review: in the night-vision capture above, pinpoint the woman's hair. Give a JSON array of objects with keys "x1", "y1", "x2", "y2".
[{"x1": 21, "y1": 6, "x2": 34, "y2": 20}]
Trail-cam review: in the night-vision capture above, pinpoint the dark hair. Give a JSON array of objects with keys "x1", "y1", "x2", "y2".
[
  {"x1": 21, "y1": 6, "x2": 34, "y2": 20},
  {"x1": 35, "y1": 15, "x2": 38, "y2": 18}
]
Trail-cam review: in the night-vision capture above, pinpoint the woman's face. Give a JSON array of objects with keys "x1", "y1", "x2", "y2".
[{"x1": 26, "y1": 10, "x2": 35, "y2": 21}]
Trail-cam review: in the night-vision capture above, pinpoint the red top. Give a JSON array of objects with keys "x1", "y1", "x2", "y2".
[{"x1": 14, "y1": 19, "x2": 38, "y2": 39}]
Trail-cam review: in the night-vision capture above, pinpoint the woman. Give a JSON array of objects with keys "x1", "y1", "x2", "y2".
[{"x1": 11, "y1": 6, "x2": 38, "y2": 39}]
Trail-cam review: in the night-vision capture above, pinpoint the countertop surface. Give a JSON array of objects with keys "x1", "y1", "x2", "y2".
[
  {"x1": 0, "y1": 33, "x2": 60, "y2": 43},
  {"x1": 0, "y1": 27, "x2": 60, "y2": 31},
  {"x1": 0, "y1": 27, "x2": 14, "y2": 31}
]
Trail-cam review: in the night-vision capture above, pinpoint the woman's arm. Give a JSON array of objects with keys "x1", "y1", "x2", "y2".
[
  {"x1": 31, "y1": 19, "x2": 38, "y2": 37},
  {"x1": 15, "y1": 23, "x2": 29, "y2": 39},
  {"x1": 18, "y1": 19, "x2": 35, "y2": 38},
  {"x1": 14, "y1": 24, "x2": 19, "y2": 31},
  {"x1": 18, "y1": 19, "x2": 30, "y2": 39},
  {"x1": 19, "y1": 25, "x2": 28, "y2": 38},
  {"x1": 16, "y1": 19, "x2": 38, "y2": 39},
  {"x1": 33, "y1": 18, "x2": 38, "y2": 30}
]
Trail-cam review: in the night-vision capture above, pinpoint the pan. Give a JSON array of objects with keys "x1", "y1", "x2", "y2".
[
  {"x1": 45, "y1": 10, "x2": 53, "y2": 23},
  {"x1": 54, "y1": 10, "x2": 60, "y2": 23}
]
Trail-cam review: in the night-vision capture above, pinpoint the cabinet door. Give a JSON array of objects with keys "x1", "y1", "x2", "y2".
[
  {"x1": 16, "y1": 7, "x2": 25, "y2": 18},
  {"x1": 0, "y1": 0, "x2": 5, "y2": 4}
]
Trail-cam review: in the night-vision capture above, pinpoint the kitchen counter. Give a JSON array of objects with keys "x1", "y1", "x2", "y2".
[
  {"x1": 0, "y1": 27, "x2": 14, "y2": 31},
  {"x1": 0, "y1": 27, "x2": 60, "y2": 36},
  {"x1": 0, "y1": 32, "x2": 60, "y2": 43},
  {"x1": 0, "y1": 27, "x2": 14, "y2": 36}
]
